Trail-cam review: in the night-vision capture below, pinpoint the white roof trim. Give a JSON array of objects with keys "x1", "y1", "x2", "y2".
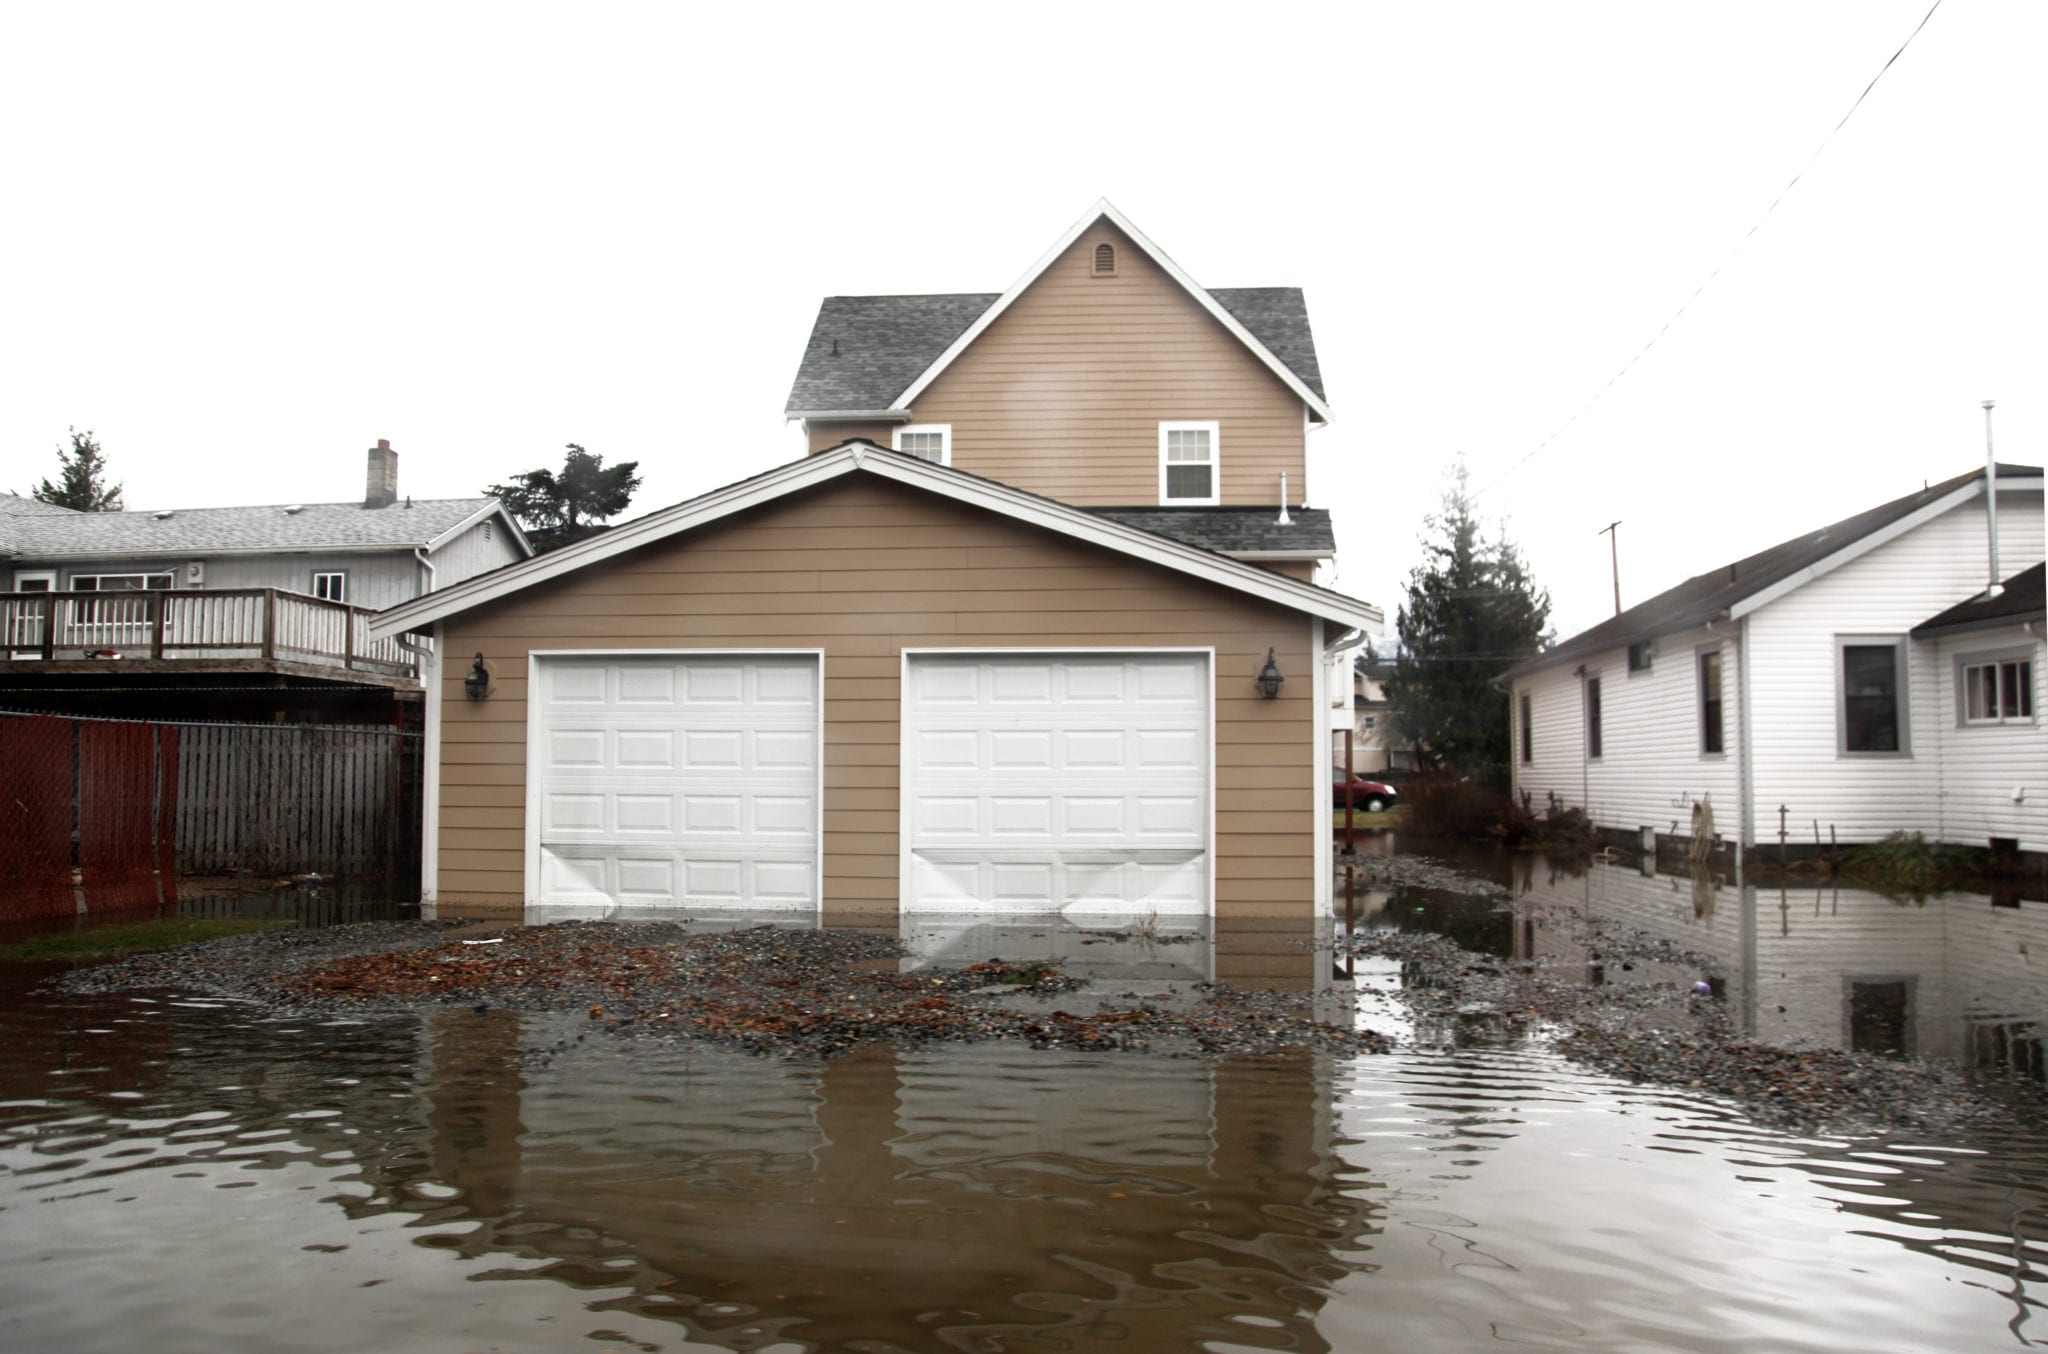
[
  {"x1": 890, "y1": 199, "x2": 1334, "y2": 425},
  {"x1": 424, "y1": 500, "x2": 534, "y2": 558},
  {"x1": 789, "y1": 408, "x2": 915, "y2": 422},
  {"x1": 1226, "y1": 549, "x2": 1332, "y2": 561},
  {"x1": 1728, "y1": 478, "x2": 1986, "y2": 620},
  {"x1": 370, "y1": 443, "x2": 1380, "y2": 640}
]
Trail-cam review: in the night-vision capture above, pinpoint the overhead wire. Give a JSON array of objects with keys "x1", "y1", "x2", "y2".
[{"x1": 1476, "y1": 0, "x2": 1947, "y2": 499}]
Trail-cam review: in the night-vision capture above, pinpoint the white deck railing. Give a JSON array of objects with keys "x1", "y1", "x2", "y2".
[{"x1": 0, "y1": 589, "x2": 416, "y2": 677}]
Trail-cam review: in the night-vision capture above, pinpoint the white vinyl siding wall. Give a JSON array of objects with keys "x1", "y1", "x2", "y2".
[
  {"x1": 1744, "y1": 492, "x2": 2043, "y2": 845},
  {"x1": 1511, "y1": 623, "x2": 1743, "y2": 839},
  {"x1": 430, "y1": 516, "x2": 526, "y2": 590},
  {"x1": 1928, "y1": 629, "x2": 2047, "y2": 853}
]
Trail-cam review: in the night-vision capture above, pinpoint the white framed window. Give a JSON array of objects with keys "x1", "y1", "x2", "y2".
[
  {"x1": 312, "y1": 571, "x2": 347, "y2": 603},
  {"x1": 70, "y1": 572, "x2": 173, "y2": 592},
  {"x1": 1698, "y1": 646, "x2": 1725, "y2": 755},
  {"x1": 1159, "y1": 421, "x2": 1220, "y2": 505},
  {"x1": 1959, "y1": 650, "x2": 2035, "y2": 725},
  {"x1": 892, "y1": 424, "x2": 951, "y2": 464},
  {"x1": 1837, "y1": 636, "x2": 1910, "y2": 755},
  {"x1": 1585, "y1": 674, "x2": 1603, "y2": 760},
  {"x1": 12, "y1": 570, "x2": 55, "y2": 594}
]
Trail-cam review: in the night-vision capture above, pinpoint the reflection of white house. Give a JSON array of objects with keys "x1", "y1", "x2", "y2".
[
  {"x1": 1513, "y1": 857, "x2": 2048, "y2": 1070},
  {"x1": 1507, "y1": 464, "x2": 2045, "y2": 859}
]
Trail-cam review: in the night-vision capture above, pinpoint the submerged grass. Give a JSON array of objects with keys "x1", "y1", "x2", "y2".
[{"x1": 1, "y1": 918, "x2": 290, "y2": 961}]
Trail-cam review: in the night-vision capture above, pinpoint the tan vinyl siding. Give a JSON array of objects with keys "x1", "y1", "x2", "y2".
[
  {"x1": 808, "y1": 223, "x2": 1308, "y2": 506},
  {"x1": 805, "y1": 421, "x2": 900, "y2": 454},
  {"x1": 434, "y1": 477, "x2": 1319, "y2": 924}
]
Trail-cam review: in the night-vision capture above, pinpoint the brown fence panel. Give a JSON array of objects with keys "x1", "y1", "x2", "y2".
[
  {"x1": 0, "y1": 714, "x2": 76, "y2": 923},
  {"x1": 79, "y1": 721, "x2": 162, "y2": 910}
]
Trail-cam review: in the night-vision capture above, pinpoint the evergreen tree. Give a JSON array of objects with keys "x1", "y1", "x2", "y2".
[
  {"x1": 485, "y1": 444, "x2": 642, "y2": 553},
  {"x1": 1382, "y1": 459, "x2": 1551, "y2": 782},
  {"x1": 32, "y1": 427, "x2": 123, "y2": 511}
]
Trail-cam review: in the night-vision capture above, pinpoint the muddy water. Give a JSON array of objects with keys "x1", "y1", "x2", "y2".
[{"x1": 5, "y1": 941, "x2": 2048, "y2": 1353}]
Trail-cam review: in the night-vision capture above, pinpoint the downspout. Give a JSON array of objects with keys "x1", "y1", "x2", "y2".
[
  {"x1": 414, "y1": 546, "x2": 437, "y2": 600},
  {"x1": 1983, "y1": 400, "x2": 2003, "y2": 597},
  {"x1": 1707, "y1": 615, "x2": 1751, "y2": 886}
]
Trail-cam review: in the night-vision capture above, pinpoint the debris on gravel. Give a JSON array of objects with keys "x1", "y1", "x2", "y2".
[{"x1": 59, "y1": 920, "x2": 1392, "y2": 1062}]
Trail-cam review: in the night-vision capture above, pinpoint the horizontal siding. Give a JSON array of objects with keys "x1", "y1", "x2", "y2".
[
  {"x1": 1511, "y1": 624, "x2": 1742, "y2": 840},
  {"x1": 435, "y1": 477, "x2": 1319, "y2": 923},
  {"x1": 809, "y1": 222, "x2": 1309, "y2": 508},
  {"x1": 1930, "y1": 629, "x2": 2048, "y2": 853},
  {"x1": 1747, "y1": 491, "x2": 2044, "y2": 845},
  {"x1": 430, "y1": 515, "x2": 524, "y2": 587}
]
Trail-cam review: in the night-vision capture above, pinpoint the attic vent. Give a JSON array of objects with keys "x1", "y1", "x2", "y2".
[
  {"x1": 152, "y1": 510, "x2": 174, "y2": 520},
  {"x1": 284, "y1": 504, "x2": 303, "y2": 515},
  {"x1": 1093, "y1": 242, "x2": 1116, "y2": 276},
  {"x1": 484, "y1": 520, "x2": 494, "y2": 541}
]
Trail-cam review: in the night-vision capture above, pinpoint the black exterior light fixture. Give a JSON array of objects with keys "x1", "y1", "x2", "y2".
[
  {"x1": 1255, "y1": 647, "x2": 1284, "y2": 699},
  {"x1": 464, "y1": 653, "x2": 491, "y2": 702}
]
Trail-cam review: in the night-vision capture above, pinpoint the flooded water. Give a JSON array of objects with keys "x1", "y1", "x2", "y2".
[{"x1": 5, "y1": 860, "x2": 2048, "y2": 1351}]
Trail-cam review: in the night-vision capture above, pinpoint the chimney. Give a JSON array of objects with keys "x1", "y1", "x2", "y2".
[{"x1": 365, "y1": 439, "x2": 398, "y2": 509}]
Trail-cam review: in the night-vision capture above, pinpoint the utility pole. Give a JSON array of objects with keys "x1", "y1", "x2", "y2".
[{"x1": 1599, "y1": 520, "x2": 1622, "y2": 616}]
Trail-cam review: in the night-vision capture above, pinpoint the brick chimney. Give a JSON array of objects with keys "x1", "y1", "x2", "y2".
[{"x1": 364, "y1": 439, "x2": 398, "y2": 508}]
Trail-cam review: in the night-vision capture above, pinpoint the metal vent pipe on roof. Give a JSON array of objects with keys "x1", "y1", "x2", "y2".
[{"x1": 1983, "y1": 400, "x2": 2003, "y2": 598}]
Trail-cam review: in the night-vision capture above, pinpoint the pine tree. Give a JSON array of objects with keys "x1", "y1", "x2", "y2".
[
  {"x1": 1382, "y1": 459, "x2": 1551, "y2": 781},
  {"x1": 32, "y1": 427, "x2": 123, "y2": 511},
  {"x1": 485, "y1": 444, "x2": 643, "y2": 553}
]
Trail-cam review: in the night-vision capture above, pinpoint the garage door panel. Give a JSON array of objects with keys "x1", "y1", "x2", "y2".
[
  {"x1": 904, "y1": 654, "x2": 1209, "y2": 919},
  {"x1": 534, "y1": 655, "x2": 818, "y2": 911}
]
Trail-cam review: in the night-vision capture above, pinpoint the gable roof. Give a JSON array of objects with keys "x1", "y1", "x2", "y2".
[
  {"x1": 0, "y1": 493, "x2": 85, "y2": 519},
  {"x1": 784, "y1": 200, "x2": 1330, "y2": 421},
  {"x1": 370, "y1": 442, "x2": 1382, "y2": 642},
  {"x1": 1085, "y1": 506, "x2": 1335, "y2": 557},
  {"x1": 1, "y1": 496, "x2": 530, "y2": 560},
  {"x1": 1506, "y1": 463, "x2": 2044, "y2": 679},
  {"x1": 1915, "y1": 561, "x2": 2046, "y2": 636}
]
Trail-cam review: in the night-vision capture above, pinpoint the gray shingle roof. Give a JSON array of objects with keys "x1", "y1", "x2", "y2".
[
  {"x1": 1506, "y1": 463, "x2": 2044, "y2": 679},
  {"x1": 784, "y1": 288, "x2": 1326, "y2": 414},
  {"x1": 2, "y1": 497, "x2": 501, "y2": 559},
  {"x1": 1915, "y1": 561, "x2": 2045, "y2": 635},
  {"x1": 0, "y1": 493, "x2": 86, "y2": 518},
  {"x1": 1085, "y1": 507, "x2": 1334, "y2": 556}
]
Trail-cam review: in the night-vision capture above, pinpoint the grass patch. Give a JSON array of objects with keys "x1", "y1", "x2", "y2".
[
  {"x1": 0, "y1": 917, "x2": 289, "y2": 961},
  {"x1": 1835, "y1": 831, "x2": 1988, "y2": 895}
]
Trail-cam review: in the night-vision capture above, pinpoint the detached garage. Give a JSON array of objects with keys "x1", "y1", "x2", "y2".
[{"x1": 372, "y1": 444, "x2": 1379, "y2": 928}]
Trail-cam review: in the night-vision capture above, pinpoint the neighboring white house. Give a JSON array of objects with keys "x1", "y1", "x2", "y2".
[
  {"x1": 1506, "y1": 463, "x2": 2045, "y2": 861},
  {"x1": 1331, "y1": 656, "x2": 1417, "y2": 773}
]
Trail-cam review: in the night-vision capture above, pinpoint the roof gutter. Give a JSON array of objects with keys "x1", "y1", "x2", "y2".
[{"x1": 785, "y1": 409, "x2": 915, "y2": 423}]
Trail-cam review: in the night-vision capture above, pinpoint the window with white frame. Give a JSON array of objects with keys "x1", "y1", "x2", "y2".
[
  {"x1": 70, "y1": 572, "x2": 173, "y2": 592},
  {"x1": 313, "y1": 571, "x2": 346, "y2": 603},
  {"x1": 892, "y1": 424, "x2": 951, "y2": 464},
  {"x1": 1698, "y1": 647, "x2": 1725, "y2": 755},
  {"x1": 1839, "y1": 637, "x2": 1909, "y2": 754},
  {"x1": 1585, "y1": 675, "x2": 1603, "y2": 759},
  {"x1": 1159, "y1": 421, "x2": 1219, "y2": 504},
  {"x1": 1960, "y1": 651, "x2": 2035, "y2": 725}
]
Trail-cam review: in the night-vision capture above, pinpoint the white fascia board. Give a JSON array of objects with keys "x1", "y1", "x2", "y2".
[
  {"x1": 891, "y1": 199, "x2": 1335, "y2": 425},
  {"x1": 23, "y1": 541, "x2": 443, "y2": 561},
  {"x1": 784, "y1": 408, "x2": 915, "y2": 422},
  {"x1": 1728, "y1": 480, "x2": 1985, "y2": 620},
  {"x1": 425, "y1": 501, "x2": 535, "y2": 558},
  {"x1": 1226, "y1": 549, "x2": 1334, "y2": 561},
  {"x1": 369, "y1": 444, "x2": 1382, "y2": 641}
]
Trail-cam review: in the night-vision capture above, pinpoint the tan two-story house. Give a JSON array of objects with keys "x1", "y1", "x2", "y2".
[{"x1": 372, "y1": 202, "x2": 1379, "y2": 946}]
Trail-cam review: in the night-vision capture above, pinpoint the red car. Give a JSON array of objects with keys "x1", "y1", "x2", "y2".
[{"x1": 1331, "y1": 768, "x2": 1399, "y2": 813}]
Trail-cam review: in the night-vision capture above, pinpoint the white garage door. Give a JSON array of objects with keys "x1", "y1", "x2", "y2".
[
  {"x1": 531, "y1": 654, "x2": 819, "y2": 911},
  {"x1": 902, "y1": 652, "x2": 1210, "y2": 918}
]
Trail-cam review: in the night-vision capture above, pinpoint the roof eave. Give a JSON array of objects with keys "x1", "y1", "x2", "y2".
[{"x1": 786, "y1": 409, "x2": 915, "y2": 423}]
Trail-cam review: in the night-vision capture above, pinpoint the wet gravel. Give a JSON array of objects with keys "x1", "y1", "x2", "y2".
[
  {"x1": 59, "y1": 920, "x2": 1391, "y2": 1061},
  {"x1": 1351, "y1": 887, "x2": 2033, "y2": 1138}
]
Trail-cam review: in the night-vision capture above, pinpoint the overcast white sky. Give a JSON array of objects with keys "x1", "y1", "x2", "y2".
[{"x1": 3, "y1": 1, "x2": 2040, "y2": 640}]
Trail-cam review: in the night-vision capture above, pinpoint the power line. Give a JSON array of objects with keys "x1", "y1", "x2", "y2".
[{"x1": 1477, "y1": 0, "x2": 1947, "y2": 499}]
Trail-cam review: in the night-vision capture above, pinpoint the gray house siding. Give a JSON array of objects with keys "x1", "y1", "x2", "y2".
[{"x1": 428, "y1": 516, "x2": 524, "y2": 589}]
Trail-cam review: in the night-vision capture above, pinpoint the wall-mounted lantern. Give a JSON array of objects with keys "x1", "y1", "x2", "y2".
[
  {"x1": 1255, "y1": 647, "x2": 1284, "y2": 699},
  {"x1": 464, "y1": 653, "x2": 491, "y2": 702}
]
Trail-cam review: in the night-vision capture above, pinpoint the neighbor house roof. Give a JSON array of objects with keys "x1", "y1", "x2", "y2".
[
  {"x1": 1914, "y1": 562, "x2": 2046, "y2": 636},
  {"x1": 1, "y1": 497, "x2": 529, "y2": 560},
  {"x1": 784, "y1": 201, "x2": 1330, "y2": 421},
  {"x1": 371, "y1": 442, "x2": 1382, "y2": 642},
  {"x1": 0, "y1": 493, "x2": 86, "y2": 519},
  {"x1": 1505, "y1": 463, "x2": 2044, "y2": 680},
  {"x1": 1085, "y1": 506, "x2": 1335, "y2": 557}
]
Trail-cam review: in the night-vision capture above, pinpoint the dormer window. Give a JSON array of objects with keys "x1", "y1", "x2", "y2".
[
  {"x1": 1093, "y1": 242, "x2": 1116, "y2": 276},
  {"x1": 1159, "y1": 421, "x2": 1219, "y2": 505},
  {"x1": 892, "y1": 424, "x2": 951, "y2": 465}
]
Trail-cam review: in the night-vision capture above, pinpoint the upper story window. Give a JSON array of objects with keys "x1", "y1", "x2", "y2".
[
  {"x1": 1628, "y1": 641, "x2": 1654, "y2": 673},
  {"x1": 1093, "y1": 242, "x2": 1117, "y2": 276},
  {"x1": 313, "y1": 571, "x2": 347, "y2": 603},
  {"x1": 893, "y1": 424, "x2": 951, "y2": 465},
  {"x1": 1839, "y1": 636, "x2": 1909, "y2": 755},
  {"x1": 1960, "y1": 651, "x2": 2035, "y2": 725},
  {"x1": 1159, "y1": 421, "x2": 1220, "y2": 505}
]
